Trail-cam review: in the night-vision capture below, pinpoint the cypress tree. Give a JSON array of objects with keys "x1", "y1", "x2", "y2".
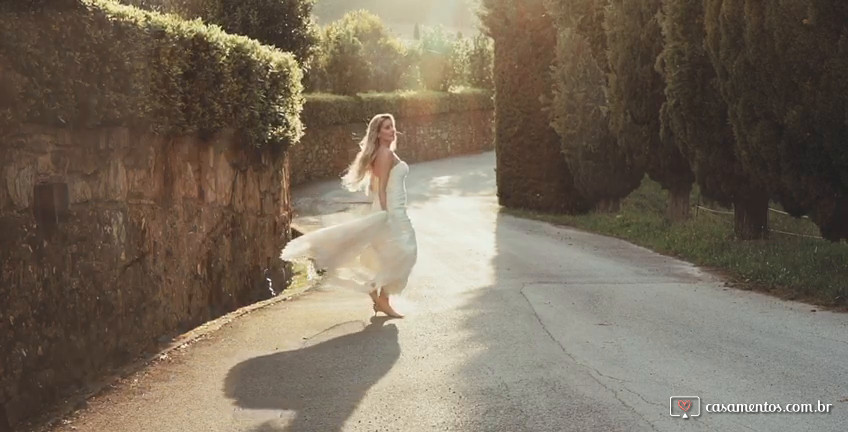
[
  {"x1": 704, "y1": 0, "x2": 848, "y2": 241},
  {"x1": 546, "y1": 0, "x2": 643, "y2": 212},
  {"x1": 658, "y1": 0, "x2": 769, "y2": 239},
  {"x1": 480, "y1": 0, "x2": 589, "y2": 213},
  {"x1": 605, "y1": 0, "x2": 694, "y2": 221}
]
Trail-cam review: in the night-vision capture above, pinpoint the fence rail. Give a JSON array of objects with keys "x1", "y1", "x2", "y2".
[{"x1": 694, "y1": 205, "x2": 823, "y2": 240}]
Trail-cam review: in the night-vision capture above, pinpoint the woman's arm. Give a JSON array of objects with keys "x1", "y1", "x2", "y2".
[{"x1": 373, "y1": 148, "x2": 392, "y2": 211}]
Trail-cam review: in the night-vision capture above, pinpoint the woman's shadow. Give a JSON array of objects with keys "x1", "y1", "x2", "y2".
[{"x1": 223, "y1": 316, "x2": 400, "y2": 432}]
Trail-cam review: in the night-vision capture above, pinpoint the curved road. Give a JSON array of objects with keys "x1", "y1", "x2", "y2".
[{"x1": 44, "y1": 151, "x2": 848, "y2": 432}]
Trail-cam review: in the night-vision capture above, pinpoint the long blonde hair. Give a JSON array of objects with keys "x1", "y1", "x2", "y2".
[{"x1": 341, "y1": 113, "x2": 397, "y2": 193}]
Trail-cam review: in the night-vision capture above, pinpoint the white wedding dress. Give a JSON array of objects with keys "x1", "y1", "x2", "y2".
[{"x1": 280, "y1": 160, "x2": 417, "y2": 295}]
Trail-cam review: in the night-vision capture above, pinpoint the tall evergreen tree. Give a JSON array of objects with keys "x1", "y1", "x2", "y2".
[
  {"x1": 480, "y1": 0, "x2": 589, "y2": 213},
  {"x1": 704, "y1": 0, "x2": 848, "y2": 241},
  {"x1": 658, "y1": 0, "x2": 769, "y2": 239},
  {"x1": 546, "y1": 0, "x2": 643, "y2": 212},
  {"x1": 605, "y1": 0, "x2": 694, "y2": 221}
]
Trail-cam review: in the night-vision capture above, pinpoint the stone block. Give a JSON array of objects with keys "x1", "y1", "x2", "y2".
[
  {"x1": 107, "y1": 127, "x2": 131, "y2": 150},
  {"x1": 123, "y1": 143, "x2": 155, "y2": 170},
  {"x1": 69, "y1": 177, "x2": 93, "y2": 204},
  {"x1": 244, "y1": 169, "x2": 261, "y2": 213},
  {"x1": 98, "y1": 159, "x2": 128, "y2": 201},
  {"x1": 50, "y1": 150, "x2": 70, "y2": 175},
  {"x1": 5, "y1": 158, "x2": 35, "y2": 209},
  {"x1": 214, "y1": 154, "x2": 236, "y2": 206},
  {"x1": 175, "y1": 161, "x2": 199, "y2": 201},
  {"x1": 261, "y1": 193, "x2": 276, "y2": 216},
  {"x1": 26, "y1": 133, "x2": 54, "y2": 153},
  {"x1": 36, "y1": 153, "x2": 54, "y2": 175}
]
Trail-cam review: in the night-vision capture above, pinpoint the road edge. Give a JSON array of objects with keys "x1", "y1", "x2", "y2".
[{"x1": 23, "y1": 273, "x2": 319, "y2": 432}]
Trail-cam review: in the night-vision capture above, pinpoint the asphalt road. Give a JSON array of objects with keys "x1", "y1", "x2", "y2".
[{"x1": 43, "y1": 151, "x2": 848, "y2": 432}]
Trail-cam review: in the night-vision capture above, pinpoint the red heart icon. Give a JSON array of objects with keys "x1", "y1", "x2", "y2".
[{"x1": 677, "y1": 399, "x2": 692, "y2": 412}]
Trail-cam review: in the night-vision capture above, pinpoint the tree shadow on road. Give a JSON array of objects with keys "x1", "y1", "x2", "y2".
[{"x1": 223, "y1": 316, "x2": 400, "y2": 432}]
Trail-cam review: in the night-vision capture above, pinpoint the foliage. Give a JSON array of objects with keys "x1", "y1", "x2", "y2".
[
  {"x1": 120, "y1": 0, "x2": 319, "y2": 67},
  {"x1": 312, "y1": 0, "x2": 480, "y2": 31},
  {"x1": 304, "y1": 9, "x2": 493, "y2": 95},
  {"x1": 546, "y1": 0, "x2": 643, "y2": 208},
  {"x1": 203, "y1": 0, "x2": 319, "y2": 67},
  {"x1": 480, "y1": 0, "x2": 589, "y2": 213},
  {"x1": 703, "y1": 0, "x2": 848, "y2": 241},
  {"x1": 604, "y1": 0, "x2": 693, "y2": 200},
  {"x1": 302, "y1": 89, "x2": 492, "y2": 127},
  {"x1": 306, "y1": 10, "x2": 417, "y2": 94},
  {"x1": 657, "y1": 0, "x2": 769, "y2": 239},
  {"x1": 0, "y1": 0, "x2": 304, "y2": 151},
  {"x1": 415, "y1": 25, "x2": 494, "y2": 92},
  {"x1": 509, "y1": 179, "x2": 848, "y2": 309},
  {"x1": 466, "y1": 33, "x2": 494, "y2": 89},
  {"x1": 418, "y1": 25, "x2": 459, "y2": 91}
]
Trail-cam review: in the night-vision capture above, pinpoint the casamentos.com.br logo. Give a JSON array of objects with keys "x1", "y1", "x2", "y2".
[{"x1": 670, "y1": 396, "x2": 833, "y2": 419}]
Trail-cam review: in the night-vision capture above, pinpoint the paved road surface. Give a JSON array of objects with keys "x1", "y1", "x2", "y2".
[{"x1": 43, "y1": 151, "x2": 848, "y2": 432}]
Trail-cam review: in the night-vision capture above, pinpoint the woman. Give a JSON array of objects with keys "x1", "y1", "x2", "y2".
[{"x1": 280, "y1": 113, "x2": 417, "y2": 318}]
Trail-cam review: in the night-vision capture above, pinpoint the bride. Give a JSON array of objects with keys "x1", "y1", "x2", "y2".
[{"x1": 280, "y1": 113, "x2": 417, "y2": 318}]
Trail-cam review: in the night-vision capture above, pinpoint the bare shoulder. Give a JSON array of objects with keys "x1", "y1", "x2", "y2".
[
  {"x1": 372, "y1": 147, "x2": 393, "y2": 173},
  {"x1": 376, "y1": 146, "x2": 393, "y2": 159},
  {"x1": 375, "y1": 147, "x2": 396, "y2": 166}
]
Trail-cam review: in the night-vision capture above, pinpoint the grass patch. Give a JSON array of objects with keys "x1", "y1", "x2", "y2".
[
  {"x1": 506, "y1": 178, "x2": 848, "y2": 310},
  {"x1": 283, "y1": 261, "x2": 318, "y2": 297}
]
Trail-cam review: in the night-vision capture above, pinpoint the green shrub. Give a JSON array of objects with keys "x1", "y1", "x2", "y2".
[
  {"x1": 0, "y1": 0, "x2": 304, "y2": 151},
  {"x1": 118, "y1": 0, "x2": 198, "y2": 14},
  {"x1": 302, "y1": 89, "x2": 493, "y2": 127},
  {"x1": 201, "y1": 0, "x2": 319, "y2": 67},
  {"x1": 467, "y1": 33, "x2": 494, "y2": 89},
  {"x1": 307, "y1": 10, "x2": 417, "y2": 95},
  {"x1": 418, "y1": 25, "x2": 456, "y2": 91},
  {"x1": 119, "y1": 0, "x2": 319, "y2": 68}
]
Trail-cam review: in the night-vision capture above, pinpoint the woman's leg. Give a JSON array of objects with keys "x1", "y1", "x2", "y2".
[{"x1": 375, "y1": 288, "x2": 403, "y2": 318}]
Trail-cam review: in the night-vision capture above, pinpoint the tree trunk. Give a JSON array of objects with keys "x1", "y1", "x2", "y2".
[
  {"x1": 667, "y1": 184, "x2": 692, "y2": 222},
  {"x1": 594, "y1": 198, "x2": 621, "y2": 213},
  {"x1": 733, "y1": 193, "x2": 769, "y2": 240}
]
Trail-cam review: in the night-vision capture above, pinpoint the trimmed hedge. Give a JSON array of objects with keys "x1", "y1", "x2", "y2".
[
  {"x1": 0, "y1": 0, "x2": 304, "y2": 151},
  {"x1": 198, "y1": 0, "x2": 319, "y2": 67},
  {"x1": 302, "y1": 89, "x2": 493, "y2": 127}
]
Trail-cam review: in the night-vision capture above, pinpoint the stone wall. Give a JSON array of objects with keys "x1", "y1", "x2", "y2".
[
  {"x1": 0, "y1": 126, "x2": 291, "y2": 428},
  {"x1": 0, "y1": 95, "x2": 494, "y2": 430},
  {"x1": 289, "y1": 108, "x2": 494, "y2": 186}
]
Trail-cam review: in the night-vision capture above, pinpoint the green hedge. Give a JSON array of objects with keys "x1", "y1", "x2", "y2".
[
  {"x1": 0, "y1": 0, "x2": 304, "y2": 151},
  {"x1": 302, "y1": 89, "x2": 493, "y2": 127}
]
